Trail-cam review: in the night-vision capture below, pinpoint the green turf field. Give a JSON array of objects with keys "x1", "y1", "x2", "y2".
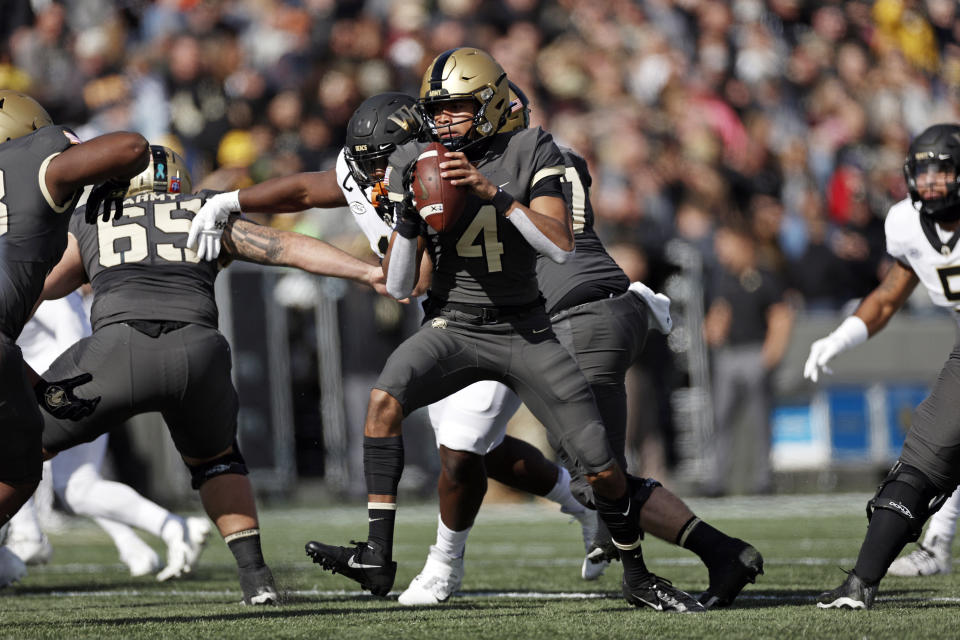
[{"x1": 2, "y1": 493, "x2": 958, "y2": 639}]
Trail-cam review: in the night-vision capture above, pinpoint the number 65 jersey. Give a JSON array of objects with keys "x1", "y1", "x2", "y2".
[
  {"x1": 885, "y1": 197, "x2": 960, "y2": 311},
  {"x1": 69, "y1": 190, "x2": 219, "y2": 332}
]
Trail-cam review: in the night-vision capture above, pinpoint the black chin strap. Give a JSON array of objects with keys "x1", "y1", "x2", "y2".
[{"x1": 920, "y1": 211, "x2": 960, "y2": 255}]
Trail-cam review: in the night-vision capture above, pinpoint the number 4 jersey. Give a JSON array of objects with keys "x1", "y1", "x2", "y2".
[
  {"x1": 70, "y1": 190, "x2": 220, "y2": 332},
  {"x1": 385, "y1": 127, "x2": 566, "y2": 308},
  {"x1": 885, "y1": 197, "x2": 960, "y2": 310}
]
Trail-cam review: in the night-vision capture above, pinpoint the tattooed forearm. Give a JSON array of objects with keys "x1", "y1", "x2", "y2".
[{"x1": 222, "y1": 219, "x2": 286, "y2": 264}]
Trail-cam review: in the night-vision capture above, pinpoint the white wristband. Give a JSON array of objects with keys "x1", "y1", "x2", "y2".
[{"x1": 830, "y1": 316, "x2": 869, "y2": 352}]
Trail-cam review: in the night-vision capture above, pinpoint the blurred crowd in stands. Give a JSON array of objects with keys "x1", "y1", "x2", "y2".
[
  {"x1": 4, "y1": 0, "x2": 958, "y2": 311},
  {"x1": 4, "y1": 0, "x2": 958, "y2": 488}
]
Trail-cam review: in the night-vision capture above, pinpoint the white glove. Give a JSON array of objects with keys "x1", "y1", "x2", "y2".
[
  {"x1": 802, "y1": 316, "x2": 869, "y2": 383},
  {"x1": 628, "y1": 281, "x2": 672, "y2": 334},
  {"x1": 187, "y1": 190, "x2": 240, "y2": 261}
]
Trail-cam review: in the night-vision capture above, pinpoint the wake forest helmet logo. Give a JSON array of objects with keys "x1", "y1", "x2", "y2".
[{"x1": 387, "y1": 105, "x2": 421, "y2": 132}]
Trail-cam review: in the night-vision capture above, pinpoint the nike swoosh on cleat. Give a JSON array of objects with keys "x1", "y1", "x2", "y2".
[
  {"x1": 621, "y1": 498, "x2": 631, "y2": 517},
  {"x1": 532, "y1": 327, "x2": 549, "y2": 334},
  {"x1": 347, "y1": 556, "x2": 383, "y2": 570}
]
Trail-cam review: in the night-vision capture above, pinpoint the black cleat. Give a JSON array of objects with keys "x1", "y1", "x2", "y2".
[
  {"x1": 816, "y1": 571, "x2": 877, "y2": 610},
  {"x1": 239, "y1": 565, "x2": 279, "y2": 605},
  {"x1": 623, "y1": 574, "x2": 706, "y2": 613},
  {"x1": 698, "y1": 539, "x2": 764, "y2": 609},
  {"x1": 305, "y1": 540, "x2": 397, "y2": 596}
]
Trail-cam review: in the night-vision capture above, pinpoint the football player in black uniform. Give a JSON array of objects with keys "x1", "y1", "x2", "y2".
[
  {"x1": 304, "y1": 47, "x2": 705, "y2": 612},
  {"x1": 0, "y1": 90, "x2": 149, "y2": 532},
  {"x1": 37, "y1": 145, "x2": 388, "y2": 604},
  {"x1": 398, "y1": 82, "x2": 763, "y2": 608},
  {"x1": 809, "y1": 124, "x2": 960, "y2": 609}
]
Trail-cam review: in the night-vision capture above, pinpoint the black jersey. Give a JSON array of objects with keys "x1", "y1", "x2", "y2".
[
  {"x1": 0, "y1": 125, "x2": 83, "y2": 340},
  {"x1": 70, "y1": 190, "x2": 220, "y2": 332},
  {"x1": 537, "y1": 148, "x2": 629, "y2": 315},
  {"x1": 386, "y1": 127, "x2": 566, "y2": 307}
]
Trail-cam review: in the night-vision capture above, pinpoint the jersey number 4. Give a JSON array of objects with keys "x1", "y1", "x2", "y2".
[
  {"x1": 455, "y1": 205, "x2": 504, "y2": 272},
  {"x1": 97, "y1": 199, "x2": 202, "y2": 267}
]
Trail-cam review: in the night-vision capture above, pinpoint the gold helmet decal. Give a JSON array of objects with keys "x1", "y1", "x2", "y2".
[
  {"x1": 126, "y1": 145, "x2": 193, "y2": 198},
  {"x1": 419, "y1": 48, "x2": 511, "y2": 143},
  {"x1": 0, "y1": 90, "x2": 54, "y2": 142},
  {"x1": 500, "y1": 81, "x2": 531, "y2": 134}
]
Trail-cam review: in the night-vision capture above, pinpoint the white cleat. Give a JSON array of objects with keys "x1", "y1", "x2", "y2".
[
  {"x1": 157, "y1": 516, "x2": 212, "y2": 582},
  {"x1": 888, "y1": 537, "x2": 952, "y2": 577},
  {"x1": 564, "y1": 506, "x2": 608, "y2": 581},
  {"x1": 6, "y1": 534, "x2": 53, "y2": 566},
  {"x1": 121, "y1": 547, "x2": 162, "y2": 577},
  {"x1": 0, "y1": 547, "x2": 28, "y2": 588},
  {"x1": 397, "y1": 546, "x2": 464, "y2": 605}
]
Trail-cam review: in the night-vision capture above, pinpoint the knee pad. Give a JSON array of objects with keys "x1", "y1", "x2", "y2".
[
  {"x1": 866, "y1": 462, "x2": 947, "y2": 541},
  {"x1": 187, "y1": 445, "x2": 248, "y2": 490},
  {"x1": 628, "y1": 475, "x2": 662, "y2": 511}
]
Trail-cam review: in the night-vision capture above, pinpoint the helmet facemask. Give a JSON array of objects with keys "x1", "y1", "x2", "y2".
[
  {"x1": 904, "y1": 123, "x2": 960, "y2": 224},
  {"x1": 905, "y1": 154, "x2": 960, "y2": 223}
]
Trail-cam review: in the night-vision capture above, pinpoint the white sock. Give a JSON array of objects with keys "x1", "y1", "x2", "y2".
[
  {"x1": 63, "y1": 470, "x2": 178, "y2": 539},
  {"x1": 924, "y1": 486, "x2": 960, "y2": 548},
  {"x1": 95, "y1": 517, "x2": 156, "y2": 561},
  {"x1": 435, "y1": 515, "x2": 471, "y2": 560},
  {"x1": 7, "y1": 497, "x2": 43, "y2": 542},
  {"x1": 543, "y1": 466, "x2": 585, "y2": 514}
]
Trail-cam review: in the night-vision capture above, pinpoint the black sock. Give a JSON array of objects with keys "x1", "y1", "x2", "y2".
[
  {"x1": 226, "y1": 529, "x2": 266, "y2": 571},
  {"x1": 363, "y1": 435, "x2": 404, "y2": 560},
  {"x1": 677, "y1": 516, "x2": 734, "y2": 570},
  {"x1": 853, "y1": 480, "x2": 924, "y2": 583},
  {"x1": 367, "y1": 503, "x2": 397, "y2": 560},
  {"x1": 594, "y1": 488, "x2": 648, "y2": 582}
]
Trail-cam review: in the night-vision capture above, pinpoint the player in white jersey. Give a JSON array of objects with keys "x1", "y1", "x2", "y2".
[
  {"x1": 6, "y1": 293, "x2": 211, "y2": 580},
  {"x1": 806, "y1": 124, "x2": 960, "y2": 609}
]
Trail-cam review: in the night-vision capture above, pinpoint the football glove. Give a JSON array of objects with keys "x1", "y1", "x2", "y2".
[
  {"x1": 187, "y1": 190, "x2": 240, "y2": 261},
  {"x1": 85, "y1": 178, "x2": 131, "y2": 224},
  {"x1": 393, "y1": 164, "x2": 423, "y2": 239},
  {"x1": 802, "y1": 316, "x2": 869, "y2": 383},
  {"x1": 34, "y1": 373, "x2": 101, "y2": 421}
]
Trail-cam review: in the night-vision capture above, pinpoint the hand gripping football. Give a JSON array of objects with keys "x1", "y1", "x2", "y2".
[{"x1": 413, "y1": 142, "x2": 466, "y2": 232}]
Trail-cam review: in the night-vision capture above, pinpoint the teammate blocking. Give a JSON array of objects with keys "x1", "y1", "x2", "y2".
[
  {"x1": 0, "y1": 89, "x2": 150, "y2": 534},
  {"x1": 36, "y1": 144, "x2": 389, "y2": 604},
  {"x1": 806, "y1": 123, "x2": 960, "y2": 609}
]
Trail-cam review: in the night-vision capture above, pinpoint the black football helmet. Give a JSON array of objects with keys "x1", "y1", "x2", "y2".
[
  {"x1": 344, "y1": 92, "x2": 422, "y2": 189},
  {"x1": 904, "y1": 123, "x2": 960, "y2": 223}
]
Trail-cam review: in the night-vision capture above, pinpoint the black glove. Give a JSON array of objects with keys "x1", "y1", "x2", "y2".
[
  {"x1": 85, "y1": 177, "x2": 131, "y2": 224},
  {"x1": 35, "y1": 373, "x2": 101, "y2": 421},
  {"x1": 394, "y1": 162, "x2": 423, "y2": 239}
]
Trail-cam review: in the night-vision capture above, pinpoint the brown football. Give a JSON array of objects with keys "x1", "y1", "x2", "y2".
[{"x1": 413, "y1": 141, "x2": 466, "y2": 232}]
